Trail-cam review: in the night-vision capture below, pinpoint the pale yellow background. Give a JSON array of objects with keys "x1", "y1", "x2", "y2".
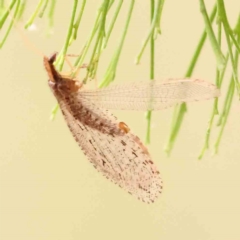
[{"x1": 1, "y1": 1, "x2": 240, "y2": 239}]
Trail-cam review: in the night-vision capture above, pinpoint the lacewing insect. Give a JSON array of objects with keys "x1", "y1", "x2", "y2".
[{"x1": 44, "y1": 53, "x2": 220, "y2": 203}]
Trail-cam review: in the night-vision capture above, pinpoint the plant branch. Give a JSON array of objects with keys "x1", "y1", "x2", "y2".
[
  {"x1": 54, "y1": 0, "x2": 78, "y2": 70},
  {"x1": 146, "y1": 0, "x2": 155, "y2": 144},
  {"x1": 217, "y1": 0, "x2": 240, "y2": 96},
  {"x1": 0, "y1": 0, "x2": 20, "y2": 48},
  {"x1": 0, "y1": 0, "x2": 17, "y2": 29},
  {"x1": 164, "y1": 4, "x2": 217, "y2": 156},
  {"x1": 135, "y1": 0, "x2": 164, "y2": 64},
  {"x1": 24, "y1": 0, "x2": 45, "y2": 28},
  {"x1": 199, "y1": 0, "x2": 225, "y2": 70},
  {"x1": 99, "y1": 0, "x2": 135, "y2": 88}
]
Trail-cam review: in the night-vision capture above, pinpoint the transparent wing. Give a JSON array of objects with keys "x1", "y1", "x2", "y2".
[
  {"x1": 80, "y1": 78, "x2": 220, "y2": 111},
  {"x1": 59, "y1": 97, "x2": 162, "y2": 203}
]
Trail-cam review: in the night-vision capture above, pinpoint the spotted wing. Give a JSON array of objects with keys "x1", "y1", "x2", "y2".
[
  {"x1": 58, "y1": 96, "x2": 162, "y2": 203},
  {"x1": 80, "y1": 78, "x2": 220, "y2": 111}
]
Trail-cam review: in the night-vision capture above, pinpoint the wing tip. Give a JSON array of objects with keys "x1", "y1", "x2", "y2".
[{"x1": 137, "y1": 175, "x2": 163, "y2": 204}]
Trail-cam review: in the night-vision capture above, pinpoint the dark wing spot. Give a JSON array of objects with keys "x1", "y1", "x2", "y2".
[
  {"x1": 132, "y1": 152, "x2": 138, "y2": 158},
  {"x1": 102, "y1": 159, "x2": 106, "y2": 166}
]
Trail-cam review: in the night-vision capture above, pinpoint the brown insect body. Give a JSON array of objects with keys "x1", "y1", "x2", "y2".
[
  {"x1": 44, "y1": 53, "x2": 220, "y2": 203},
  {"x1": 44, "y1": 53, "x2": 162, "y2": 203}
]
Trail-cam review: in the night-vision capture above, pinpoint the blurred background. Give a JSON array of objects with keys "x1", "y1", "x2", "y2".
[{"x1": 0, "y1": 1, "x2": 240, "y2": 239}]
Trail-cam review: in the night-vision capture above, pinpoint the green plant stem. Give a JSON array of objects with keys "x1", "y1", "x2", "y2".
[
  {"x1": 146, "y1": 0, "x2": 155, "y2": 144},
  {"x1": 54, "y1": 0, "x2": 78, "y2": 70},
  {"x1": 154, "y1": 0, "x2": 164, "y2": 37},
  {"x1": 50, "y1": 0, "x2": 78, "y2": 120},
  {"x1": 216, "y1": 74, "x2": 232, "y2": 127},
  {"x1": 73, "y1": 3, "x2": 103, "y2": 76},
  {"x1": 164, "y1": 103, "x2": 187, "y2": 156},
  {"x1": 234, "y1": 14, "x2": 240, "y2": 35},
  {"x1": 199, "y1": 12, "x2": 239, "y2": 157},
  {"x1": 217, "y1": 0, "x2": 240, "y2": 53},
  {"x1": 0, "y1": 0, "x2": 4, "y2": 16},
  {"x1": 88, "y1": 27, "x2": 104, "y2": 80},
  {"x1": 221, "y1": 13, "x2": 240, "y2": 91},
  {"x1": 99, "y1": 0, "x2": 135, "y2": 88},
  {"x1": 214, "y1": 79, "x2": 235, "y2": 154},
  {"x1": 214, "y1": 31, "x2": 240, "y2": 154},
  {"x1": 83, "y1": 0, "x2": 110, "y2": 82},
  {"x1": 71, "y1": 0, "x2": 86, "y2": 41},
  {"x1": 0, "y1": 0, "x2": 4, "y2": 9},
  {"x1": 199, "y1": 0, "x2": 225, "y2": 70},
  {"x1": 103, "y1": 0, "x2": 123, "y2": 48},
  {"x1": 91, "y1": 35, "x2": 103, "y2": 79},
  {"x1": 164, "y1": 4, "x2": 217, "y2": 156},
  {"x1": 17, "y1": 0, "x2": 26, "y2": 20},
  {"x1": 86, "y1": 0, "x2": 116, "y2": 78},
  {"x1": 198, "y1": 16, "x2": 223, "y2": 159},
  {"x1": 48, "y1": 0, "x2": 56, "y2": 30},
  {"x1": 219, "y1": 53, "x2": 229, "y2": 84},
  {"x1": 71, "y1": 0, "x2": 113, "y2": 81},
  {"x1": 0, "y1": 0, "x2": 20, "y2": 48},
  {"x1": 213, "y1": 53, "x2": 229, "y2": 127},
  {"x1": 135, "y1": 0, "x2": 163, "y2": 64},
  {"x1": 50, "y1": 104, "x2": 59, "y2": 121},
  {"x1": 0, "y1": 0, "x2": 17, "y2": 29},
  {"x1": 217, "y1": 0, "x2": 240, "y2": 95},
  {"x1": 39, "y1": 0, "x2": 49, "y2": 18},
  {"x1": 24, "y1": 0, "x2": 45, "y2": 28},
  {"x1": 198, "y1": 95, "x2": 219, "y2": 159}
]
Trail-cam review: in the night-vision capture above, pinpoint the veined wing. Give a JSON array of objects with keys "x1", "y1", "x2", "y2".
[
  {"x1": 59, "y1": 96, "x2": 162, "y2": 203},
  {"x1": 80, "y1": 78, "x2": 220, "y2": 111}
]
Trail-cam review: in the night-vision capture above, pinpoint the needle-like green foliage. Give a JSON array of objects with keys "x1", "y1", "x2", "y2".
[{"x1": 0, "y1": 0, "x2": 239, "y2": 158}]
